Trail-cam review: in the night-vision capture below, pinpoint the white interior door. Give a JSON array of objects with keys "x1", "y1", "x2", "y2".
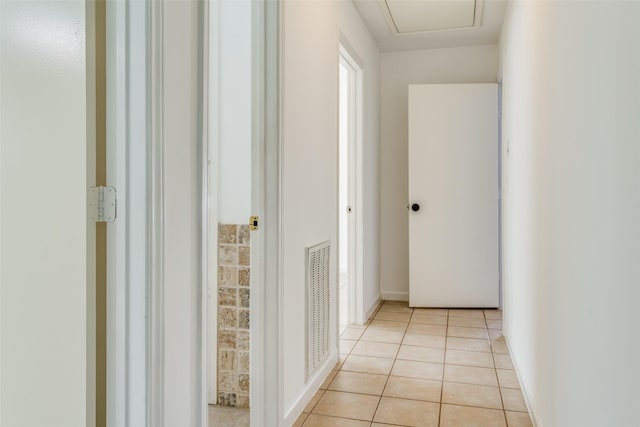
[
  {"x1": 408, "y1": 84, "x2": 499, "y2": 308},
  {"x1": 1, "y1": 1, "x2": 96, "y2": 425}
]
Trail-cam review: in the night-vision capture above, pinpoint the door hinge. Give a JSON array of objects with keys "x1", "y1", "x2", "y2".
[
  {"x1": 89, "y1": 186, "x2": 117, "y2": 223},
  {"x1": 249, "y1": 215, "x2": 259, "y2": 230}
]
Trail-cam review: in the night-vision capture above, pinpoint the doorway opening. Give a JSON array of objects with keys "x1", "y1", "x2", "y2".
[{"x1": 338, "y1": 43, "x2": 364, "y2": 334}]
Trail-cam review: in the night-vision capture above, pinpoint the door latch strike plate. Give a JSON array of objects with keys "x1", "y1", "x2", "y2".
[{"x1": 249, "y1": 216, "x2": 259, "y2": 230}]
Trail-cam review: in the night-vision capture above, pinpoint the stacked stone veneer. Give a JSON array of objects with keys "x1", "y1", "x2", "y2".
[{"x1": 217, "y1": 224, "x2": 250, "y2": 408}]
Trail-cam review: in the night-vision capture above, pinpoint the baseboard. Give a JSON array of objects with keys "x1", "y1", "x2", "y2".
[
  {"x1": 365, "y1": 294, "x2": 381, "y2": 322},
  {"x1": 504, "y1": 333, "x2": 542, "y2": 427},
  {"x1": 283, "y1": 352, "x2": 338, "y2": 426},
  {"x1": 380, "y1": 290, "x2": 409, "y2": 302}
]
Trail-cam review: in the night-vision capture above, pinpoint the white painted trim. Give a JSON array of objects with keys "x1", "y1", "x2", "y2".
[
  {"x1": 250, "y1": 0, "x2": 266, "y2": 422},
  {"x1": 205, "y1": 0, "x2": 219, "y2": 406},
  {"x1": 149, "y1": 0, "x2": 165, "y2": 425},
  {"x1": 283, "y1": 354, "x2": 339, "y2": 426},
  {"x1": 106, "y1": 0, "x2": 150, "y2": 425},
  {"x1": 105, "y1": 2, "x2": 127, "y2": 424},
  {"x1": 504, "y1": 335, "x2": 541, "y2": 427},
  {"x1": 200, "y1": 0, "x2": 210, "y2": 420},
  {"x1": 365, "y1": 295, "x2": 382, "y2": 322},
  {"x1": 381, "y1": 290, "x2": 409, "y2": 302},
  {"x1": 263, "y1": 0, "x2": 283, "y2": 424},
  {"x1": 338, "y1": 35, "x2": 366, "y2": 326}
]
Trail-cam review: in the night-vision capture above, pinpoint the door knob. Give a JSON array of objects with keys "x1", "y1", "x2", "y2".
[{"x1": 408, "y1": 202, "x2": 421, "y2": 213}]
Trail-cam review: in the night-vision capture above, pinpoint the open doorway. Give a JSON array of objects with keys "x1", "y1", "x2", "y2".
[{"x1": 338, "y1": 43, "x2": 364, "y2": 335}]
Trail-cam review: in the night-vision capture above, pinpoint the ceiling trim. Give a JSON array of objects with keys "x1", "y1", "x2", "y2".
[{"x1": 378, "y1": 0, "x2": 485, "y2": 36}]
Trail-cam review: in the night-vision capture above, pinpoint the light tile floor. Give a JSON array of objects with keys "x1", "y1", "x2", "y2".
[
  {"x1": 294, "y1": 301, "x2": 534, "y2": 427},
  {"x1": 209, "y1": 405, "x2": 250, "y2": 427}
]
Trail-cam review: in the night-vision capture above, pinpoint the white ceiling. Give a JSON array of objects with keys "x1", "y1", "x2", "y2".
[{"x1": 352, "y1": 0, "x2": 507, "y2": 52}]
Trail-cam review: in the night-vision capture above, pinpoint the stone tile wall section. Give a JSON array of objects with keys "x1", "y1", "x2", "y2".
[{"x1": 217, "y1": 224, "x2": 250, "y2": 408}]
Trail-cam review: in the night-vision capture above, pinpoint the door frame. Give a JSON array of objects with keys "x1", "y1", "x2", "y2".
[
  {"x1": 338, "y1": 38, "x2": 365, "y2": 325},
  {"x1": 105, "y1": 0, "x2": 149, "y2": 425},
  {"x1": 203, "y1": 0, "x2": 281, "y2": 424},
  {"x1": 107, "y1": 1, "x2": 281, "y2": 425}
]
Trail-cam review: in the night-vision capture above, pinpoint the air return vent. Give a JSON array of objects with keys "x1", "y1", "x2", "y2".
[{"x1": 306, "y1": 241, "x2": 331, "y2": 380}]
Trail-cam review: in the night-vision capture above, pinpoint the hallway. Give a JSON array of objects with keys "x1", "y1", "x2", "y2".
[{"x1": 294, "y1": 301, "x2": 532, "y2": 427}]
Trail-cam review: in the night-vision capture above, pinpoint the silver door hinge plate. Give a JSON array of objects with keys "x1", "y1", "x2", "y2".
[{"x1": 89, "y1": 186, "x2": 117, "y2": 222}]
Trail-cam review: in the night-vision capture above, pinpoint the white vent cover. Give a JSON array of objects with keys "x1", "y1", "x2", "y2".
[{"x1": 306, "y1": 241, "x2": 331, "y2": 380}]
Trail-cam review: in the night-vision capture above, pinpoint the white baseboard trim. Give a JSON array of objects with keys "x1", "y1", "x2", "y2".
[
  {"x1": 380, "y1": 290, "x2": 409, "y2": 302},
  {"x1": 364, "y1": 295, "x2": 381, "y2": 322},
  {"x1": 504, "y1": 332, "x2": 542, "y2": 427},
  {"x1": 283, "y1": 352, "x2": 338, "y2": 426}
]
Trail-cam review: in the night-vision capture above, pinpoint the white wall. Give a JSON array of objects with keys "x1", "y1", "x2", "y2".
[
  {"x1": 281, "y1": 0, "x2": 380, "y2": 421},
  {"x1": 0, "y1": 0, "x2": 95, "y2": 425},
  {"x1": 379, "y1": 45, "x2": 499, "y2": 301},
  {"x1": 216, "y1": 0, "x2": 252, "y2": 224},
  {"x1": 500, "y1": 2, "x2": 640, "y2": 426}
]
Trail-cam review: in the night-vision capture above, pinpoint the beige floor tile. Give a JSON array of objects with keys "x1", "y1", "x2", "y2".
[
  {"x1": 489, "y1": 329, "x2": 504, "y2": 340},
  {"x1": 304, "y1": 389, "x2": 325, "y2": 413},
  {"x1": 491, "y1": 340, "x2": 509, "y2": 354},
  {"x1": 407, "y1": 323, "x2": 447, "y2": 336},
  {"x1": 391, "y1": 359, "x2": 443, "y2": 381},
  {"x1": 328, "y1": 371, "x2": 388, "y2": 396},
  {"x1": 484, "y1": 310, "x2": 503, "y2": 320},
  {"x1": 208, "y1": 406, "x2": 249, "y2": 426},
  {"x1": 371, "y1": 424, "x2": 404, "y2": 427},
  {"x1": 292, "y1": 412, "x2": 308, "y2": 427},
  {"x1": 440, "y1": 404, "x2": 507, "y2": 427},
  {"x1": 383, "y1": 376, "x2": 441, "y2": 402},
  {"x1": 336, "y1": 355, "x2": 347, "y2": 370},
  {"x1": 341, "y1": 327, "x2": 365, "y2": 341},
  {"x1": 375, "y1": 311, "x2": 412, "y2": 322},
  {"x1": 444, "y1": 364, "x2": 498, "y2": 386},
  {"x1": 497, "y1": 369, "x2": 520, "y2": 389},
  {"x1": 312, "y1": 391, "x2": 380, "y2": 421},
  {"x1": 378, "y1": 303, "x2": 412, "y2": 314},
  {"x1": 410, "y1": 312, "x2": 448, "y2": 325},
  {"x1": 402, "y1": 333, "x2": 446, "y2": 348},
  {"x1": 446, "y1": 337, "x2": 491, "y2": 353},
  {"x1": 413, "y1": 308, "x2": 448, "y2": 317},
  {"x1": 340, "y1": 339, "x2": 356, "y2": 355},
  {"x1": 442, "y1": 382, "x2": 503, "y2": 410},
  {"x1": 351, "y1": 341, "x2": 399, "y2": 359},
  {"x1": 448, "y1": 309, "x2": 485, "y2": 319},
  {"x1": 373, "y1": 397, "x2": 440, "y2": 427},
  {"x1": 361, "y1": 328, "x2": 405, "y2": 344},
  {"x1": 448, "y1": 326, "x2": 489, "y2": 340},
  {"x1": 446, "y1": 349, "x2": 495, "y2": 368},
  {"x1": 319, "y1": 369, "x2": 338, "y2": 389},
  {"x1": 383, "y1": 300, "x2": 409, "y2": 306},
  {"x1": 397, "y1": 345, "x2": 444, "y2": 364},
  {"x1": 493, "y1": 353, "x2": 515, "y2": 370},
  {"x1": 501, "y1": 388, "x2": 527, "y2": 412},
  {"x1": 448, "y1": 316, "x2": 487, "y2": 328},
  {"x1": 505, "y1": 411, "x2": 534, "y2": 427},
  {"x1": 370, "y1": 320, "x2": 409, "y2": 331},
  {"x1": 341, "y1": 355, "x2": 394, "y2": 375},
  {"x1": 303, "y1": 414, "x2": 371, "y2": 427},
  {"x1": 486, "y1": 319, "x2": 503, "y2": 329}
]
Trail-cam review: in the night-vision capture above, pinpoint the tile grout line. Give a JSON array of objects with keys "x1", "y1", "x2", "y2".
[
  {"x1": 368, "y1": 304, "x2": 412, "y2": 424},
  {"x1": 437, "y1": 310, "x2": 449, "y2": 427}
]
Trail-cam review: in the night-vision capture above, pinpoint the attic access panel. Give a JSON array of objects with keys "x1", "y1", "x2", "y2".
[{"x1": 384, "y1": 0, "x2": 479, "y2": 33}]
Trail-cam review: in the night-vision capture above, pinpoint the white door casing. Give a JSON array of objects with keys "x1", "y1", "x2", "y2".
[{"x1": 408, "y1": 84, "x2": 499, "y2": 308}]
